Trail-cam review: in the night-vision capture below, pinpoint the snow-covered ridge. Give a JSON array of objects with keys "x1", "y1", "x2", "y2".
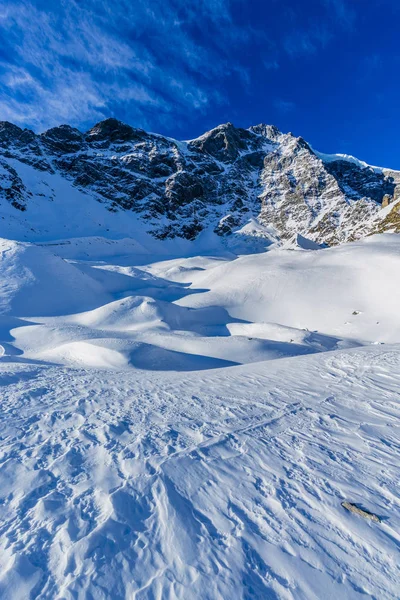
[
  {"x1": 1, "y1": 117, "x2": 400, "y2": 248},
  {"x1": 313, "y1": 148, "x2": 384, "y2": 172}
]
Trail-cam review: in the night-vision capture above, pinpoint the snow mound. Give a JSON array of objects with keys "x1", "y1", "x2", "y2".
[
  {"x1": 0, "y1": 238, "x2": 110, "y2": 316},
  {"x1": 0, "y1": 231, "x2": 400, "y2": 598},
  {"x1": 38, "y1": 340, "x2": 129, "y2": 369},
  {"x1": 2, "y1": 234, "x2": 400, "y2": 372},
  {"x1": 70, "y1": 295, "x2": 236, "y2": 335},
  {"x1": 177, "y1": 234, "x2": 400, "y2": 345}
]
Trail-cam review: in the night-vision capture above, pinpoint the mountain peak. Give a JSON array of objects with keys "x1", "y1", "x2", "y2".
[
  {"x1": 1, "y1": 117, "x2": 399, "y2": 245},
  {"x1": 86, "y1": 118, "x2": 146, "y2": 144},
  {"x1": 0, "y1": 121, "x2": 36, "y2": 147},
  {"x1": 249, "y1": 123, "x2": 281, "y2": 140},
  {"x1": 0, "y1": 121, "x2": 24, "y2": 135},
  {"x1": 41, "y1": 125, "x2": 84, "y2": 154},
  {"x1": 189, "y1": 121, "x2": 255, "y2": 162}
]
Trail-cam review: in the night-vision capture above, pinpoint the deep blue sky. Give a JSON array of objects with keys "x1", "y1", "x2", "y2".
[{"x1": 0, "y1": 0, "x2": 399, "y2": 168}]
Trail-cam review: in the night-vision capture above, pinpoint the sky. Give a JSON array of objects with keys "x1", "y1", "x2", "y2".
[{"x1": 0, "y1": 0, "x2": 399, "y2": 168}]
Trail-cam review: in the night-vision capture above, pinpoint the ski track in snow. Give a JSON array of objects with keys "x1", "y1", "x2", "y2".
[{"x1": 0, "y1": 235, "x2": 399, "y2": 599}]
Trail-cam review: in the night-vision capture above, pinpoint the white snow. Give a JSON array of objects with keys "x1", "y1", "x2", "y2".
[
  {"x1": 0, "y1": 231, "x2": 399, "y2": 599},
  {"x1": 175, "y1": 234, "x2": 400, "y2": 345},
  {"x1": 0, "y1": 239, "x2": 111, "y2": 316},
  {"x1": 312, "y1": 149, "x2": 383, "y2": 172},
  {"x1": 313, "y1": 149, "x2": 400, "y2": 175}
]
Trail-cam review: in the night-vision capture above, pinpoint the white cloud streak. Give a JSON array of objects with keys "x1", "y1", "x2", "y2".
[
  {"x1": 0, "y1": 0, "x2": 360, "y2": 132},
  {"x1": 0, "y1": 0, "x2": 251, "y2": 131}
]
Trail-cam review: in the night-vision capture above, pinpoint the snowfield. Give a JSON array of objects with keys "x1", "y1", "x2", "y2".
[{"x1": 0, "y1": 233, "x2": 399, "y2": 599}]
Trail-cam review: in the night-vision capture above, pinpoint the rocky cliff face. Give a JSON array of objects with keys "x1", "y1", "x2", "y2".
[{"x1": 0, "y1": 118, "x2": 399, "y2": 245}]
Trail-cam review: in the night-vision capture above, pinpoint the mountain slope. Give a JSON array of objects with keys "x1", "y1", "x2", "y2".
[{"x1": 1, "y1": 119, "x2": 399, "y2": 247}]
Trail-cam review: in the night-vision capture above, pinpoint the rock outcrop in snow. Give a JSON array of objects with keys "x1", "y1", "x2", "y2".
[{"x1": 1, "y1": 118, "x2": 399, "y2": 245}]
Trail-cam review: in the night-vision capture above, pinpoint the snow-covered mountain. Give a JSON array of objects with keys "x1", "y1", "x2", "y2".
[
  {"x1": 1, "y1": 118, "x2": 400, "y2": 599},
  {"x1": 1, "y1": 118, "x2": 400, "y2": 247}
]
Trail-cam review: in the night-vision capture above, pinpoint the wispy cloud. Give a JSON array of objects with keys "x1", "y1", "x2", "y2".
[
  {"x1": 274, "y1": 99, "x2": 296, "y2": 113},
  {"x1": 0, "y1": 0, "x2": 257, "y2": 131},
  {"x1": 284, "y1": 23, "x2": 333, "y2": 57},
  {"x1": 0, "y1": 0, "x2": 362, "y2": 134},
  {"x1": 264, "y1": 59, "x2": 279, "y2": 71},
  {"x1": 322, "y1": 0, "x2": 355, "y2": 30},
  {"x1": 282, "y1": 0, "x2": 353, "y2": 57},
  {"x1": 284, "y1": 31, "x2": 317, "y2": 56}
]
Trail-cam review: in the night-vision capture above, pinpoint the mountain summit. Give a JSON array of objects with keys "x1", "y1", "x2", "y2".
[{"x1": 1, "y1": 118, "x2": 399, "y2": 246}]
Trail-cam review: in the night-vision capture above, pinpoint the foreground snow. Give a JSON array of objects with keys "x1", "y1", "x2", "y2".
[
  {"x1": 0, "y1": 234, "x2": 399, "y2": 598},
  {"x1": 0, "y1": 346, "x2": 399, "y2": 599}
]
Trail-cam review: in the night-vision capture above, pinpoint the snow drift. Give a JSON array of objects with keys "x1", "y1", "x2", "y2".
[{"x1": 0, "y1": 238, "x2": 110, "y2": 316}]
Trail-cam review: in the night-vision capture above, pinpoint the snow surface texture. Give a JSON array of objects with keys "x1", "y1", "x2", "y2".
[{"x1": 0, "y1": 233, "x2": 399, "y2": 599}]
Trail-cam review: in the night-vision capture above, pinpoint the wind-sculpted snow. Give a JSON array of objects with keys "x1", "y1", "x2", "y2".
[
  {"x1": 0, "y1": 234, "x2": 399, "y2": 370},
  {"x1": 0, "y1": 233, "x2": 400, "y2": 598},
  {"x1": 0, "y1": 346, "x2": 399, "y2": 599},
  {"x1": 0, "y1": 239, "x2": 110, "y2": 317}
]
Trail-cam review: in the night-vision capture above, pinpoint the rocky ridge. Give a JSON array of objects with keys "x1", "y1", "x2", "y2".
[{"x1": 0, "y1": 118, "x2": 399, "y2": 246}]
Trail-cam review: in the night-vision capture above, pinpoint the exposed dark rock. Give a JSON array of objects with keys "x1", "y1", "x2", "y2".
[
  {"x1": 0, "y1": 121, "x2": 36, "y2": 148},
  {"x1": 86, "y1": 118, "x2": 147, "y2": 146},
  {"x1": 1, "y1": 117, "x2": 399, "y2": 244},
  {"x1": 41, "y1": 125, "x2": 85, "y2": 155},
  {"x1": 0, "y1": 121, "x2": 50, "y2": 171},
  {"x1": 0, "y1": 160, "x2": 30, "y2": 211},
  {"x1": 188, "y1": 123, "x2": 255, "y2": 162},
  {"x1": 249, "y1": 123, "x2": 281, "y2": 141},
  {"x1": 165, "y1": 172, "x2": 204, "y2": 210},
  {"x1": 324, "y1": 160, "x2": 396, "y2": 203},
  {"x1": 215, "y1": 214, "x2": 241, "y2": 236}
]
